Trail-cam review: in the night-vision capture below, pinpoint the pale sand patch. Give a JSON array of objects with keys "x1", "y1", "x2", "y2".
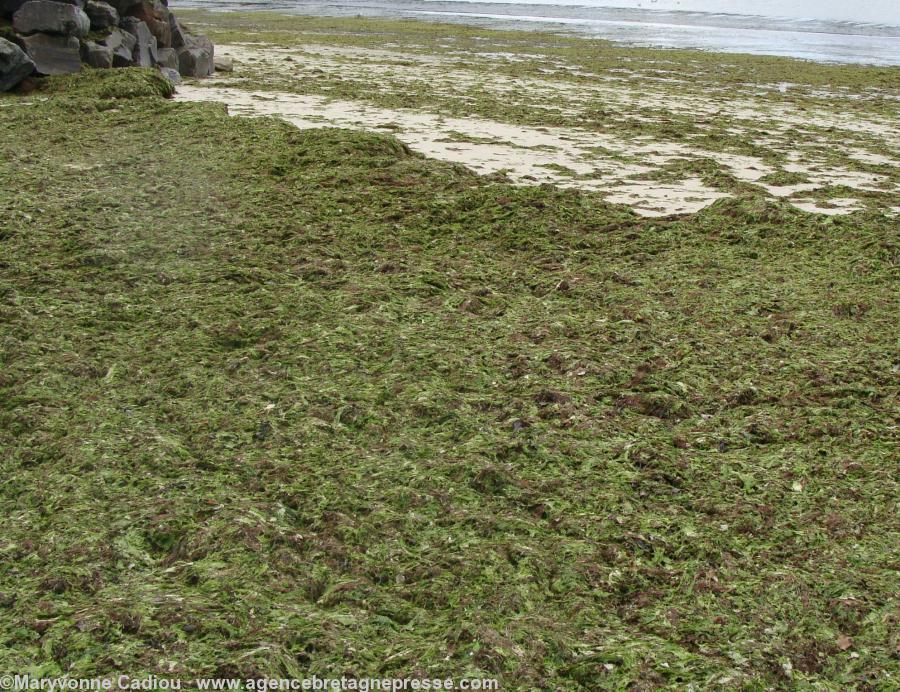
[
  {"x1": 791, "y1": 198, "x2": 864, "y2": 215},
  {"x1": 762, "y1": 183, "x2": 822, "y2": 198},
  {"x1": 602, "y1": 179, "x2": 729, "y2": 217},
  {"x1": 175, "y1": 43, "x2": 898, "y2": 216},
  {"x1": 228, "y1": 43, "x2": 900, "y2": 150},
  {"x1": 845, "y1": 150, "x2": 900, "y2": 167},
  {"x1": 176, "y1": 85, "x2": 728, "y2": 216}
]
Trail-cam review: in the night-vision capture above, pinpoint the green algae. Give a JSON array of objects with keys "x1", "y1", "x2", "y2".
[
  {"x1": 38, "y1": 68, "x2": 176, "y2": 100},
  {"x1": 0, "y1": 62, "x2": 898, "y2": 691}
]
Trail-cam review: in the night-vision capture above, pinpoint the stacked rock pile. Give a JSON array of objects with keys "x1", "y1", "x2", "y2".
[{"x1": 0, "y1": 0, "x2": 215, "y2": 91}]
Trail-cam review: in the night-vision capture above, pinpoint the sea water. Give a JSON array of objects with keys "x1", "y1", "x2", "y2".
[{"x1": 170, "y1": 0, "x2": 900, "y2": 65}]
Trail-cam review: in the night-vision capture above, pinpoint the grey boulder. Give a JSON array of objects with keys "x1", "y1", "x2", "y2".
[
  {"x1": 100, "y1": 0, "x2": 142, "y2": 13},
  {"x1": 0, "y1": 36, "x2": 35, "y2": 91},
  {"x1": 177, "y1": 45, "x2": 210, "y2": 77},
  {"x1": 100, "y1": 26, "x2": 135, "y2": 66},
  {"x1": 13, "y1": 1, "x2": 90, "y2": 38},
  {"x1": 84, "y1": 0, "x2": 118, "y2": 29},
  {"x1": 119, "y1": 16, "x2": 156, "y2": 66},
  {"x1": 1, "y1": 0, "x2": 80, "y2": 12},
  {"x1": 81, "y1": 39, "x2": 112, "y2": 68},
  {"x1": 18, "y1": 32, "x2": 80, "y2": 74},
  {"x1": 167, "y1": 11, "x2": 186, "y2": 47},
  {"x1": 213, "y1": 55, "x2": 232, "y2": 72},
  {"x1": 122, "y1": 0, "x2": 170, "y2": 47},
  {"x1": 176, "y1": 33, "x2": 212, "y2": 77},
  {"x1": 155, "y1": 45, "x2": 176, "y2": 69},
  {"x1": 140, "y1": 13, "x2": 170, "y2": 48}
]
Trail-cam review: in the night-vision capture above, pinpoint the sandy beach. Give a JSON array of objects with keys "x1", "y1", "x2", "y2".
[{"x1": 173, "y1": 11, "x2": 899, "y2": 217}]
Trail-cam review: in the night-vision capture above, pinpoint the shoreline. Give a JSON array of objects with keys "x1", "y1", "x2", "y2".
[
  {"x1": 172, "y1": 10, "x2": 899, "y2": 218},
  {"x1": 168, "y1": 2, "x2": 900, "y2": 66}
]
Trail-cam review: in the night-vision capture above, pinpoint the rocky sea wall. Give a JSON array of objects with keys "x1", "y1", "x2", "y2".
[{"x1": 0, "y1": 0, "x2": 217, "y2": 91}]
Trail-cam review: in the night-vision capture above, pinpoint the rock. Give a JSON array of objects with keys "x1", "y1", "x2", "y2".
[
  {"x1": 167, "y1": 11, "x2": 186, "y2": 48},
  {"x1": 173, "y1": 27, "x2": 212, "y2": 77},
  {"x1": 119, "y1": 16, "x2": 155, "y2": 66},
  {"x1": 122, "y1": 0, "x2": 168, "y2": 46},
  {"x1": 185, "y1": 32, "x2": 211, "y2": 56},
  {"x1": 13, "y1": 1, "x2": 90, "y2": 37},
  {"x1": 1, "y1": 0, "x2": 30, "y2": 18},
  {"x1": 175, "y1": 30, "x2": 211, "y2": 76},
  {"x1": 140, "y1": 13, "x2": 168, "y2": 47},
  {"x1": 155, "y1": 44, "x2": 176, "y2": 69},
  {"x1": 177, "y1": 45, "x2": 210, "y2": 77},
  {"x1": 158, "y1": 65, "x2": 178, "y2": 84},
  {"x1": 100, "y1": 26, "x2": 134, "y2": 66},
  {"x1": 213, "y1": 55, "x2": 231, "y2": 72},
  {"x1": 18, "y1": 32, "x2": 80, "y2": 74},
  {"x1": 100, "y1": 0, "x2": 141, "y2": 14},
  {"x1": 0, "y1": 36, "x2": 35, "y2": 91},
  {"x1": 81, "y1": 39, "x2": 111, "y2": 68},
  {"x1": 3, "y1": 0, "x2": 80, "y2": 13},
  {"x1": 83, "y1": 0, "x2": 117, "y2": 29}
]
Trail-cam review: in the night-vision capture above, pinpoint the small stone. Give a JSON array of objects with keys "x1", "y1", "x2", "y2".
[
  {"x1": 213, "y1": 55, "x2": 232, "y2": 72},
  {"x1": 18, "y1": 32, "x2": 80, "y2": 74},
  {"x1": 0, "y1": 36, "x2": 35, "y2": 92},
  {"x1": 84, "y1": 0, "x2": 118, "y2": 30},
  {"x1": 13, "y1": 0, "x2": 90, "y2": 37}
]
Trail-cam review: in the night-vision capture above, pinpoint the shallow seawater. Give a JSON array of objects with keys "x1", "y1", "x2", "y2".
[{"x1": 169, "y1": 0, "x2": 900, "y2": 65}]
